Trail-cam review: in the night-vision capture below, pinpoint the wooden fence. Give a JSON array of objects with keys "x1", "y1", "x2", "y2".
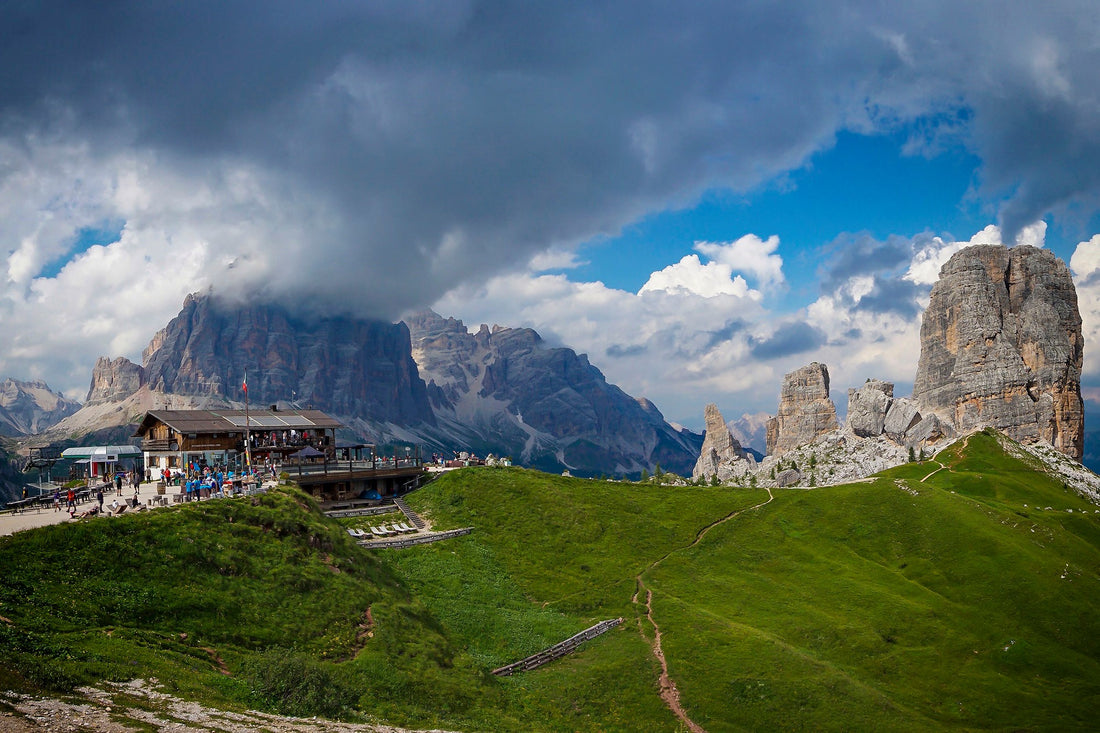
[{"x1": 491, "y1": 617, "x2": 624, "y2": 676}]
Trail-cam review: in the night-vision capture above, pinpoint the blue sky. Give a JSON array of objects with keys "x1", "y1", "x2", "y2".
[{"x1": 2, "y1": 1, "x2": 1100, "y2": 440}]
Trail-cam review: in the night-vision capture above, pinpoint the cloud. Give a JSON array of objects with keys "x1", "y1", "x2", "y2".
[
  {"x1": 2, "y1": 3, "x2": 1100, "y2": 403},
  {"x1": 639, "y1": 254, "x2": 754, "y2": 298},
  {"x1": 905, "y1": 222, "x2": 1047, "y2": 286},
  {"x1": 695, "y1": 235, "x2": 785, "y2": 292},
  {"x1": 1072, "y1": 234, "x2": 1100, "y2": 379},
  {"x1": 749, "y1": 322, "x2": 827, "y2": 360}
]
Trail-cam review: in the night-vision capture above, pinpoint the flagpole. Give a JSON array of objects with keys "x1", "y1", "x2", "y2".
[{"x1": 244, "y1": 372, "x2": 252, "y2": 479}]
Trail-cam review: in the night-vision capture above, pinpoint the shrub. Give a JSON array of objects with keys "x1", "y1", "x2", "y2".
[{"x1": 241, "y1": 648, "x2": 354, "y2": 719}]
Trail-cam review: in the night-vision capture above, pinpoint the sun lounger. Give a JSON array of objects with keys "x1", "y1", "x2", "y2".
[{"x1": 369, "y1": 526, "x2": 389, "y2": 537}]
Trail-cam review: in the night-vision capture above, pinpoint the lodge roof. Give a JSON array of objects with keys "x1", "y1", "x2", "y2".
[{"x1": 133, "y1": 409, "x2": 343, "y2": 438}]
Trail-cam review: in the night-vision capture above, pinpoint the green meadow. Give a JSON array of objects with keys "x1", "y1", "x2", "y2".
[{"x1": 1, "y1": 429, "x2": 1098, "y2": 730}]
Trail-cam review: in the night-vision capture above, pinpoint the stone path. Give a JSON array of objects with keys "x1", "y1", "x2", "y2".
[{"x1": 0, "y1": 479, "x2": 278, "y2": 537}]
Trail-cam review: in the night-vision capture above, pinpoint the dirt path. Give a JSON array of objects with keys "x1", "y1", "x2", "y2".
[
  {"x1": 920, "y1": 461, "x2": 945, "y2": 483},
  {"x1": 640, "y1": 587, "x2": 706, "y2": 733},
  {"x1": 632, "y1": 487, "x2": 775, "y2": 733}
]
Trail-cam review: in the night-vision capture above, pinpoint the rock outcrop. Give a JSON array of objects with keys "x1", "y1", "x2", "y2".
[
  {"x1": 141, "y1": 293, "x2": 435, "y2": 428},
  {"x1": 86, "y1": 357, "x2": 145, "y2": 405},
  {"x1": 843, "y1": 379, "x2": 955, "y2": 447},
  {"x1": 406, "y1": 310, "x2": 703, "y2": 476},
  {"x1": 766, "y1": 362, "x2": 838, "y2": 457},
  {"x1": 56, "y1": 298, "x2": 701, "y2": 478},
  {"x1": 913, "y1": 244, "x2": 1083, "y2": 460},
  {"x1": 847, "y1": 380, "x2": 894, "y2": 438},
  {"x1": 692, "y1": 403, "x2": 756, "y2": 481},
  {"x1": 0, "y1": 379, "x2": 80, "y2": 436}
]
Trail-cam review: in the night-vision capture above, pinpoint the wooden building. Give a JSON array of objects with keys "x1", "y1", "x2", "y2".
[
  {"x1": 133, "y1": 408, "x2": 425, "y2": 504},
  {"x1": 134, "y1": 408, "x2": 343, "y2": 476}
]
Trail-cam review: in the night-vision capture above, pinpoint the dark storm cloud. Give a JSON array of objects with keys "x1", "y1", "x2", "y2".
[
  {"x1": 819, "y1": 233, "x2": 913, "y2": 293},
  {"x1": 853, "y1": 277, "x2": 925, "y2": 319},
  {"x1": 606, "y1": 343, "x2": 647, "y2": 358},
  {"x1": 2, "y1": 2, "x2": 1098, "y2": 318},
  {"x1": 749, "y1": 322, "x2": 826, "y2": 360}
]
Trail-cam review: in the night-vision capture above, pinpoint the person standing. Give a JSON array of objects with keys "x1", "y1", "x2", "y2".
[
  {"x1": 66, "y1": 488, "x2": 75, "y2": 512},
  {"x1": 96, "y1": 487, "x2": 104, "y2": 511},
  {"x1": 53, "y1": 488, "x2": 60, "y2": 512},
  {"x1": 115, "y1": 472, "x2": 124, "y2": 496}
]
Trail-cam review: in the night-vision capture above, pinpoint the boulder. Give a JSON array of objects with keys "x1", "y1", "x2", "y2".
[
  {"x1": 884, "y1": 398, "x2": 923, "y2": 441},
  {"x1": 847, "y1": 380, "x2": 893, "y2": 438}
]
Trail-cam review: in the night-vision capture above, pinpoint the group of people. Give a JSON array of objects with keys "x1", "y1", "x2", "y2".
[{"x1": 50, "y1": 470, "x2": 141, "y2": 519}]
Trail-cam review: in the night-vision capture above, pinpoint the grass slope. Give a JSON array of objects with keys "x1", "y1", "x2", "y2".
[{"x1": 1, "y1": 430, "x2": 1098, "y2": 731}]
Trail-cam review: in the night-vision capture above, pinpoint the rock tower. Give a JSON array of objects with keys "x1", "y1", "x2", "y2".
[
  {"x1": 912, "y1": 244, "x2": 1083, "y2": 460},
  {"x1": 766, "y1": 362, "x2": 838, "y2": 457}
]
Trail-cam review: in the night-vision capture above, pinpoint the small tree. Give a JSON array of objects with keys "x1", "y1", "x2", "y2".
[
  {"x1": 809, "y1": 473, "x2": 816, "y2": 487},
  {"x1": 908, "y1": 446, "x2": 916, "y2": 463},
  {"x1": 770, "y1": 466, "x2": 776, "y2": 480},
  {"x1": 790, "y1": 460, "x2": 798, "y2": 472},
  {"x1": 710, "y1": 473, "x2": 720, "y2": 487},
  {"x1": 809, "y1": 452, "x2": 817, "y2": 469},
  {"x1": 640, "y1": 468, "x2": 649, "y2": 482},
  {"x1": 654, "y1": 462, "x2": 664, "y2": 482},
  {"x1": 749, "y1": 474, "x2": 757, "y2": 487}
]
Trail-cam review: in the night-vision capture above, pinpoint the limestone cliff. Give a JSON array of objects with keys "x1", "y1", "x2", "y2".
[
  {"x1": 912, "y1": 245, "x2": 1083, "y2": 460},
  {"x1": 141, "y1": 293, "x2": 435, "y2": 427},
  {"x1": 766, "y1": 362, "x2": 838, "y2": 457},
  {"x1": 86, "y1": 357, "x2": 145, "y2": 405}
]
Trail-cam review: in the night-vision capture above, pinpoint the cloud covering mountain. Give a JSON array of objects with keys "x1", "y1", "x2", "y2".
[{"x1": 2, "y1": 2, "x2": 1100, "y2": 428}]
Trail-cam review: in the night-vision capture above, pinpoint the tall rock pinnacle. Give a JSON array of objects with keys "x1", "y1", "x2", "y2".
[
  {"x1": 692, "y1": 403, "x2": 755, "y2": 480},
  {"x1": 765, "y1": 362, "x2": 838, "y2": 457},
  {"x1": 912, "y1": 244, "x2": 1083, "y2": 460}
]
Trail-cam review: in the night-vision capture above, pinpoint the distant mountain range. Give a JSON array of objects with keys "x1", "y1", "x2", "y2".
[
  {"x1": 0, "y1": 379, "x2": 79, "y2": 437},
  {"x1": 9, "y1": 293, "x2": 701, "y2": 479}
]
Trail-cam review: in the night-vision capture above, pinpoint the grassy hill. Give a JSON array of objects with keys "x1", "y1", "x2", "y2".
[{"x1": 1, "y1": 429, "x2": 1099, "y2": 730}]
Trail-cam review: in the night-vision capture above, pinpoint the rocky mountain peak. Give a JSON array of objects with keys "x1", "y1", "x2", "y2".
[
  {"x1": 0, "y1": 378, "x2": 80, "y2": 436},
  {"x1": 765, "y1": 362, "x2": 838, "y2": 457},
  {"x1": 86, "y1": 356, "x2": 145, "y2": 405},
  {"x1": 913, "y1": 244, "x2": 1083, "y2": 460}
]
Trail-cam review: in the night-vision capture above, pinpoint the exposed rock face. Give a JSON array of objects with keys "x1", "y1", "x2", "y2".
[
  {"x1": 0, "y1": 379, "x2": 80, "y2": 436},
  {"x1": 766, "y1": 363, "x2": 838, "y2": 457},
  {"x1": 59, "y1": 297, "x2": 700, "y2": 477},
  {"x1": 141, "y1": 293, "x2": 435, "y2": 427},
  {"x1": 692, "y1": 403, "x2": 756, "y2": 481},
  {"x1": 86, "y1": 357, "x2": 145, "y2": 405},
  {"x1": 407, "y1": 310, "x2": 702, "y2": 476},
  {"x1": 913, "y1": 245, "x2": 1083, "y2": 460},
  {"x1": 847, "y1": 380, "x2": 893, "y2": 438},
  {"x1": 883, "y1": 397, "x2": 923, "y2": 441}
]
